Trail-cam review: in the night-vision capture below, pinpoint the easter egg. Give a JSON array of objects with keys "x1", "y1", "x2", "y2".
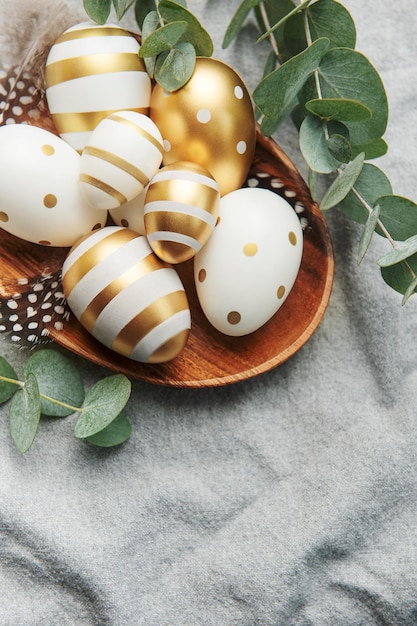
[
  {"x1": 79, "y1": 111, "x2": 164, "y2": 210},
  {"x1": 0, "y1": 124, "x2": 105, "y2": 247},
  {"x1": 194, "y1": 187, "x2": 303, "y2": 336},
  {"x1": 144, "y1": 162, "x2": 220, "y2": 264},
  {"x1": 62, "y1": 226, "x2": 191, "y2": 363},
  {"x1": 149, "y1": 57, "x2": 256, "y2": 196},
  {"x1": 45, "y1": 22, "x2": 151, "y2": 152}
]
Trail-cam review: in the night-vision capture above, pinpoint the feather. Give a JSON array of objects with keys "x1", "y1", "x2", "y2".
[{"x1": 0, "y1": 0, "x2": 84, "y2": 124}]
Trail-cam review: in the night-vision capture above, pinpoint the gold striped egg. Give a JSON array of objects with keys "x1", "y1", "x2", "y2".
[
  {"x1": 45, "y1": 22, "x2": 151, "y2": 152},
  {"x1": 144, "y1": 162, "x2": 220, "y2": 264},
  {"x1": 62, "y1": 226, "x2": 191, "y2": 363},
  {"x1": 149, "y1": 57, "x2": 256, "y2": 196},
  {"x1": 79, "y1": 111, "x2": 164, "y2": 210}
]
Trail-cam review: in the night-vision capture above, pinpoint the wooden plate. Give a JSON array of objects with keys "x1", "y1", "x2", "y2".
[{"x1": 0, "y1": 70, "x2": 334, "y2": 387}]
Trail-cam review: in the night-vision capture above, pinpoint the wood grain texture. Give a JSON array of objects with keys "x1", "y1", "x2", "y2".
[{"x1": 0, "y1": 66, "x2": 334, "y2": 387}]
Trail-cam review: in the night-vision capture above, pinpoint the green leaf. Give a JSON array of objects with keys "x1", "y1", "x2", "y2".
[
  {"x1": 9, "y1": 373, "x2": 41, "y2": 453},
  {"x1": 299, "y1": 114, "x2": 342, "y2": 173},
  {"x1": 23, "y1": 350, "x2": 84, "y2": 418},
  {"x1": 301, "y1": 48, "x2": 388, "y2": 147},
  {"x1": 154, "y1": 41, "x2": 196, "y2": 91},
  {"x1": 74, "y1": 374, "x2": 131, "y2": 439},
  {"x1": 257, "y1": 0, "x2": 313, "y2": 44},
  {"x1": 83, "y1": 0, "x2": 111, "y2": 24},
  {"x1": 139, "y1": 20, "x2": 189, "y2": 57},
  {"x1": 85, "y1": 412, "x2": 132, "y2": 447},
  {"x1": 377, "y1": 195, "x2": 417, "y2": 241},
  {"x1": 308, "y1": 168, "x2": 320, "y2": 202},
  {"x1": 0, "y1": 356, "x2": 19, "y2": 404},
  {"x1": 254, "y1": 0, "x2": 297, "y2": 59},
  {"x1": 381, "y1": 255, "x2": 417, "y2": 296},
  {"x1": 223, "y1": 0, "x2": 263, "y2": 49},
  {"x1": 351, "y1": 138, "x2": 388, "y2": 161},
  {"x1": 158, "y1": 0, "x2": 213, "y2": 57},
  {"x1": 140, "y1": 10, "x2": 159, "y2": 77},
  {"x1": 112, "y1": 0, "x2": 135, "y2": 20},
  {"x1": 253, "y1": 37, "x2": 330, "y2": 130},
  {"x1": 402, "y1": 274, "x2": 417, "y2": 305},
  {"x1": 338, "y1": 163, "x2": 392, "y2": 225},
  {"x1": 135, "y1": 0, "x2": 157, "y2": 30},
  {"x1": 284, "y1": 0, "x2": 356, "y2": 56},
  {"x1": 320, "y1": 151, "x2": 365, "y2": 210},
  {"x1": 306, "y1": 98, "x2": 371, "y2": 122},
  {"x1": 378, "y1": 234, "x2": 417, "y2": 268},
  {"x1": 327, "y1": 133, "x2": 351, "y2": 163},
  {"x1": 358, "y1": 204, "x2": 380, "y2": 265}
]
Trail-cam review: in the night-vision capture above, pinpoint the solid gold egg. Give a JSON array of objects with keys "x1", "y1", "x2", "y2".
[{"x1": 149, "y1": 58, "x2": 256, "y2": 196}]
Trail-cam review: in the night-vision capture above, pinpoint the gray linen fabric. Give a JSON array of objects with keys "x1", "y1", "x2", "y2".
[{"x1": 1, "y1": 0, "x2": 417, "y2": 624}]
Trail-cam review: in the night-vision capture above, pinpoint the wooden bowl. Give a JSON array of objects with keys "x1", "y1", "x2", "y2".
[{"x1": 0, "y1": 70, "x2": 334, "y2": 387}]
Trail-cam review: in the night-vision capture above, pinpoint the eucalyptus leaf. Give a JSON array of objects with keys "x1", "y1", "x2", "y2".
[
  {"x1": 9, "y1": 373, "x2": 41, "y2": 453},
  {"x1": 351, "y1": 138, "x2": 388, "y2": 161},
  {"x1": 327, "y1": 133, "x2": 351, "y2": 163},
  {"x1": 299, "y1": 114, "x2": 341, "y2": 174},
  {"x1": 402, "y1": 274, "x2": 417, "y2": 305},
  {"x1": 257, "y1": 0, "x2": 312, "y2": 44},
  {"x1": 377, "y1": 195, "x2": 417, "y2": 241},
  {"x1": 254, "y1": 0, "x2": 297, "y2": 60},
  {"x1": 135, "y1": 0, "x2": 157, "y2": 30},
  {"x1": 358, "y1": 204, "x2": 380, "y2": 265},
  {"x1": 112, "y1": 0, "x2": 135, "y2": 20},
  {"x1": 284, "y1": 0, "x2": 356, "y2": 55},
  {"x1": 154, "y1": 41, "x2": 196, "y2": 91},
  {"x1": 83, "y1": 0, "x2": 111, "y2": 24},
  {"x1": 158, "y1": 0, "x2": 213, "y2": 56},
  {"x1": 23, "y1": 350, "x2": 84, "y2": 418},
  {"x1": 85, "y1": 412, "x2": 132, "y2": 447},
  {"x1": 306, "y1": 98, "x2": 371, "y2": 122},
  {"x1": 338, "y1": 163, "x2": 392, "y2": 225},
  {"x1": 253, "y1": 37, "x2": 330, "y2": 130},
  {"x1": 223, "y1": 0, "x2": 263, "y2": 49},
  {"x1": 320, "y1": 151, "x2": 364, "y2": 210},
  {"x1": 140, "y1": 10, "x2": 160, "y2": 77},
  {"x1": 381, "y1": 255, "x2": 417, "y2": 296},
  {"x1": 74, "y1": 374, "x2": 131, "y2": 439},
  {"x1": 0, "y1": 356, "x2": 19, "y2": 404},
  {"x1": 139, "y1": 20, "x2": 189, "y2": 57},
  {"x1": 378, "y1": 234, "x2": 417, "y2": 268}
]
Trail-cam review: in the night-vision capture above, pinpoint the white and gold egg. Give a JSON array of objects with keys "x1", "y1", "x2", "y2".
[
  {"x1": 194, "y1": 187, "x2": 303, "y2": 336},
  {"x1": 79, "y1": 111, "x2": 164, "y2": 210},
  {"x1": 45, "y1": 22, "x2": 151, "y2": 152},
  {"x1": 62, "y1": 226, "x2": 191, "y2": 363},
  {"x1": 144, "y1": 161, "x2": 220, "y2": 264},
  {"x1": 150, "y1": 57, "x2": 256, "y2": 196},
  {"x1": 0, "y1": 124, "x2": 105, "y2": 247}
]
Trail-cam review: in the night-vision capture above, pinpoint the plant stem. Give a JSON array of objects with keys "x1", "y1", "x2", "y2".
[
  {"x1": 258, "y1": 3, "x2": 280, "y2": 58},
  {"x1": 0, "y1": 374, "x2": 82, "y2": 413}
]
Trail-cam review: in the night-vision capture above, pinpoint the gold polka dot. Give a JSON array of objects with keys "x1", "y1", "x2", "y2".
[
  {"x1": 41, "y1": 144, "x2": 55, "y2": 156},
  {"x1": 243, "y1": 242, "x2": 257, "y2": 256},
  {"x1": 121, "y1": 219, "x2": 129, "y2": 228},
  {"x1": 43, "y1": 194, "x2": 57, "y2": 208},
  {"x1": 289, "y1": 231, "x2": 297, "y2": 246},
  {"x1": 277, "y1": 285, "x2": 286, "y2": 299},
  {"x1": 0, "y1": 211, "x2": 9, "y2": 222},
  {"x1": 198, "y1": 269, "x2": 206, "y2": 283},
  {"x1": 227, "y1": 311, "x2": 241, "y2": 325},
  {"x1": 38, "y1": 240, "x2": 51, "y2": 246}
]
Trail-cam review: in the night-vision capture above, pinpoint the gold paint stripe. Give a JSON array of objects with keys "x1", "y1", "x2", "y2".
[
  {"x1": 111, "y1": 290, "x2": 189, "y2": 357},
  {"x1": 80, "y1": 252, "x2": 164, "y2": 332},
  {"x1": 147, "y1": 328, "x2": 190, "y2": 363},
  {"x1": 146, "y1": 179, "x2": 219, "y2": 215},
  {"x1": 108, "y1": 114, "x2": 164, "y2": 155},
  {"x1": 46, "y1": 53, "x2": 144, "y2": 87},
  {"x1": 83, "y1": 146, "x2": 149, "y2": 187},
  {"x1": 51, "y1": 108, "x2": 149, "y2": 134},
  {"x1": 62, "y1": 229, "x2": 139, "y2": 296},
  {"x1": 80, "y1": 173, "x2": 127, "y2": 206},
  {"x1": 55, "y1": 26, "x2": 134, "y2": 44},
  {"x1": 145, "y1": 211, "x2": 213, "y2": 244}
]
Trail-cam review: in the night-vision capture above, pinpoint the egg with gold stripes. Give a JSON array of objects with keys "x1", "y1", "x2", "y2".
[
  {"x1": 79, "y1": 111, "x2": 164, "y2": 210},
  {"x1": 62, "y1": 226, "x2": 191, "y2": 363},
  {"x1": 144, "y1": 162, "x2": 220, "y2": 264},
  {"x1": 45, "y1": 22, "x2": 151, "y2": 152}
]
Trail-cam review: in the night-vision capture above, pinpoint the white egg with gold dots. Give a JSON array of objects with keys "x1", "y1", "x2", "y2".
[{"x1": 194, "y1": 187, "x2": 303, "y2": 336}]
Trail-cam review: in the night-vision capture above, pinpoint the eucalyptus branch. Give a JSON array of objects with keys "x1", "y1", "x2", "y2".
[{"x1": 258, "y1": 2, "x2": 280, "y2": 59}]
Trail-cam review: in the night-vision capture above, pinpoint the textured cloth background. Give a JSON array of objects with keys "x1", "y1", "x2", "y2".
[{"x1": 1, "y1": 0, "x2": 417, "y2": 624}]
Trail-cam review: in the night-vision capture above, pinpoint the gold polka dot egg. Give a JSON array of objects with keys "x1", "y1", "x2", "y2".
[
  {"x1": 45, "y1": 22, "x2": 151, "y2": 152},
  {"x1": 194, "y1": 187, "x2": 303, "y2": 336},
  {"x1": 62, "y1": 226, "x2": 191, "y2": 363},
  {"x1": 150, "y1": 57, "x2": 256, "y2": 196},
  {"x1": 0, "y1": 124, "x2": 105, "y2": 247}
]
